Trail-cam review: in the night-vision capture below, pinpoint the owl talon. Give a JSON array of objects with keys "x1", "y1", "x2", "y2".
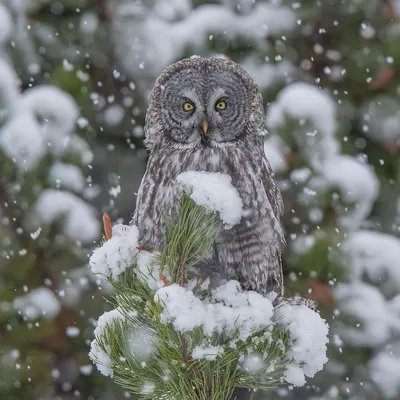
[{"x1": 136, "y1": 244, "x2": 153, "y2": 253}]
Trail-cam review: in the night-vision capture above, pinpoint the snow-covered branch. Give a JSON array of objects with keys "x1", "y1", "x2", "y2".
[{"x1": 89, "y1": 172, "x2": 328, "y2": 399}]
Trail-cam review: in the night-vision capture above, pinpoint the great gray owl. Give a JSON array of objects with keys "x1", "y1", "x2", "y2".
[{"x1": 132, "y1": 56, "x2": 285, "y2": 297}]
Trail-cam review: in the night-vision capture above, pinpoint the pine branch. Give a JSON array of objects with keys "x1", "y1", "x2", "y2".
[
  {"x1": 89, "y1": 193, "x2": 328, "y2": 400},
  {"x1": 158, "y1": 195, "x2": 220, "y2": 285}
]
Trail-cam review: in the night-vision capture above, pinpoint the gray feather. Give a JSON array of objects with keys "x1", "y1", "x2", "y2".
[{"x1": 132, "y1": 57, "x2": 285, "y2": 296}]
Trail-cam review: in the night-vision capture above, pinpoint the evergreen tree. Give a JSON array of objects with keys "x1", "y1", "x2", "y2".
[
  {"x1": 89, "y1": 174, "x2": 329, "y2": 400},
  {"x1": 0, "y1": 3, "x2": 122, "y2": 399},
  {"x1": 1, "y1": 0, "x2": 400, "y2": 399}
]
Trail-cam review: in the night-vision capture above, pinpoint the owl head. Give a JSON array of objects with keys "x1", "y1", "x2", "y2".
[{"x1": 144, "y1": 57, "x2": 266, "y2": 150}]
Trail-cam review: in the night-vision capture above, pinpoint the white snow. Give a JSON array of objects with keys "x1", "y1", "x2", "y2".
[
  {"x1": 153, "y1": 0, "x2": 192, "y2": 21},
  {"x1": 90, "y1": 349, "x2": 112, "y2": 377},
  {"x1": 136, "y1": 250, "x2": 165, "y2": 291},
  {"x1": 361, "y1": 95, "x2": 400, "y2": 143},
  {"x1": 334, "y1": 282, "x2": 400, "y2": 347},
  {"x1": 65, "y1": 326, "x2": 80, "y2": 338},
  {"x1": 321, "y1": 155, "x2": 379, "y2": 230},
  {"x1": 290, "y1": 168, "x2": 312, "y2": 184},
  {"x1": 113, "y1": 2, "x2": 296, "y2": 86},
  {"x1": 104, "y1": 104, "x2": 125, "y2": 127},
  {"x1": 263, "y1": 135, "x2": 288, "y2": 174},
  {"x1": 87, "y1": 162, "x2": 329, "y2": 388},
  {"x1": 49, "y1": 162, "x2": 86, "y2": 193},
  {"x1": 267, "y1": 83, "x2": 336, "y2": 137},
  {"x1": 35, "y1": 189, "x2": 100, "y2": 243},
  {"x1": 90, "y1": 224, "x2": 140, "y2": 279},
  {"x1": 17, "y1": 85, "x2": 79, "y2": 156},
  {"x1": 58, "y1": 266, "x2": 106, "y2": 308},
  {"x1": 89, "y1": 223, "x2": 329, "y2": 388},
  {"x1": 0, "y1": 113, "x2": 46, "y2": 169},
  {"x1": 283, "y1": 364, "x2": 307, "y2": 387},
  {"x1": 89, "y1": 308, "x2": 125, "y2": 377},
  {"x1": 275, "y1": 303, "x2": 329, "y2": 386},
  {"x1": 94, "y1": 309, "x2": 125, "y2": 335},
  {"x1": 79, "y1": 11, "x2": 99, "y2": 36},
  {"x1": 339, "y1": 230, "x2": 400, "y2": 293},
  {"x1": 369, "y1": 351, "x2": 400, "y2": 398},
  {"x1": 68, "y1": 134, "x2": 94, "y2": 164},
  {"x1": 192, "y1": 344, "x2": 224, "y2": 361},
  {"x1": 155, "y1": 280, "x2": 274, "y2": 341},
  {"x1": 390, "y1": 295, "x2": 400, "y2": 316},
  {"x1": 89, "y1": 341, "x2": 113, "y2": 377},
  {"x1": 0, "y1": 59, "x2": 19, "y2": 113},
  {"x1": 266, "y1": 82, "x2": 339, "y2": 170},
  {"x1": 125, "y1": 328, "x2": 156, "y2": 361},
  {"x1": 0, "y1": 4, "x2": 13, "y2": 44},
  {"x1": 241, "y1": 354, "x2": 265, "y2": 373},
  {"x1": 244, "y1": 60, "x2": 295, "y2": 92},
  {"x1": 140, "y1": 382, "x2": 156, "y2": 395},
  {"x1": 79, "y1": 364, "x2": 93, "y2": 376},
  {"x1": 14, "y1": 287, "x2": 61, "y2": 320},
  {"x1": 0, "y1": 79, "x2": 84, "y2": 171},
  {"x1": 177, "y1": 171, "x2": 243, "y2": 228},
  {"x1": 90, "y1": 223, "x2": 166, "y2": 290},
  {"x1": 291, "y1": 234, "x2": 316, "y2": 255}
]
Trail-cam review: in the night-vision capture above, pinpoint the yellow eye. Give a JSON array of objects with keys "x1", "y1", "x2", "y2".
[
  {"x1": 215, "y1": 100, "x2": 227, "y2": 110},
  {"x1": 183, "y1": 102, "x2": 194, "y2": 112}
]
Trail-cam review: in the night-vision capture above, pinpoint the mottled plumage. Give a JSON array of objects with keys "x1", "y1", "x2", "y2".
[{"x1": 132, "y1": 57, "x2": 285, "y2": 296}]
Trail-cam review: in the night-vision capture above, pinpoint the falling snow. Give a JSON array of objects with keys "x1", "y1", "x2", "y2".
[{"x1": 1, "y1": 1, "x2": 399, "y2": 399}]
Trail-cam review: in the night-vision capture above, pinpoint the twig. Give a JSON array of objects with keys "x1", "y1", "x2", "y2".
[
  {"x1": 103, "y1": 212, "x2": 113, "y2": 240},
  {"x1": 178, "y1": 333, "x2": 202, "y2": 381}
]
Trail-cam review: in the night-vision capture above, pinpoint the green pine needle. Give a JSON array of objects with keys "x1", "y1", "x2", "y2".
[
  {"x1": 90, "y1": 194, "x2": 293, "y2": 400},
  {"x1": 159, "y1": 194, "x2": 220, "y2": 284}
]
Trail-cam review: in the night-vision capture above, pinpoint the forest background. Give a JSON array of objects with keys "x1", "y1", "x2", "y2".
[{"x1": 1, "y1": 0, "x2": 400, "y2": 399}]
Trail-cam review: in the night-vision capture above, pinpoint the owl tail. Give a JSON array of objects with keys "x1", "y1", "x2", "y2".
[
  {"x1": 275, "y1": 296, "x2": 318, "y2": 310},
  {"x1": 263, "y1": 254, "x2": 284, "y2": 300}
]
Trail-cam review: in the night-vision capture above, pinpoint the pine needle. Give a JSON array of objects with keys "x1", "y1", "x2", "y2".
[{"x1": 90, "y1": 195, "x2": 292, "y2": 400}]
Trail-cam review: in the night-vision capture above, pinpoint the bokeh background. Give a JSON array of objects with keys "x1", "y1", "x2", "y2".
[{"x1": 1, "y1": 0, "x2": 400, "y2": 399}]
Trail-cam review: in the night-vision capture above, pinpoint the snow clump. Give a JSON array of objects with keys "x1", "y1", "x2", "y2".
[{"x1": 177, "y1": 171, "x2": 243, "y2": 228}]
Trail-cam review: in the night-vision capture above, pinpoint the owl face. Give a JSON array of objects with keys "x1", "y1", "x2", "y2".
[{"x1": 159, "y1": 67, "x2": 250, "y2": 147}]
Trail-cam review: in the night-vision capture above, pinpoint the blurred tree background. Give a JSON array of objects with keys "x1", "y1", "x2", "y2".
[{"x1": 1, "y1": 0, "x2": 400, "y2": 399}]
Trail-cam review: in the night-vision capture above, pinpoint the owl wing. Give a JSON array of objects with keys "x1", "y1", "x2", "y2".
[
  {"x1": 259, "y1": 154, "x2": 285, "y2": 296},
  {"x1": 260, "y1": 155, "x2": 284, "y2": 220}
]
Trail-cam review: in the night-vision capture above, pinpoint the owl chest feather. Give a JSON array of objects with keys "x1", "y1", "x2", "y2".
[
  {"x1": 152, "y1": 145, "x2": 266, "y2": 210},
  {"x1": 134, "y1": 143, "x2": 279, "y2": 250}
]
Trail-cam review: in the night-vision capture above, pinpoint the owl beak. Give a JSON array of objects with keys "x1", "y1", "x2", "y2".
[{"x1": 202, "y1": 120, "x2": 209, "y2": 135}]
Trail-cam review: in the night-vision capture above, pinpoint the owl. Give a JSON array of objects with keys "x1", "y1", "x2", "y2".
[{"x1": 132, "y1": 57, "x2": 285, "y2": 297}]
